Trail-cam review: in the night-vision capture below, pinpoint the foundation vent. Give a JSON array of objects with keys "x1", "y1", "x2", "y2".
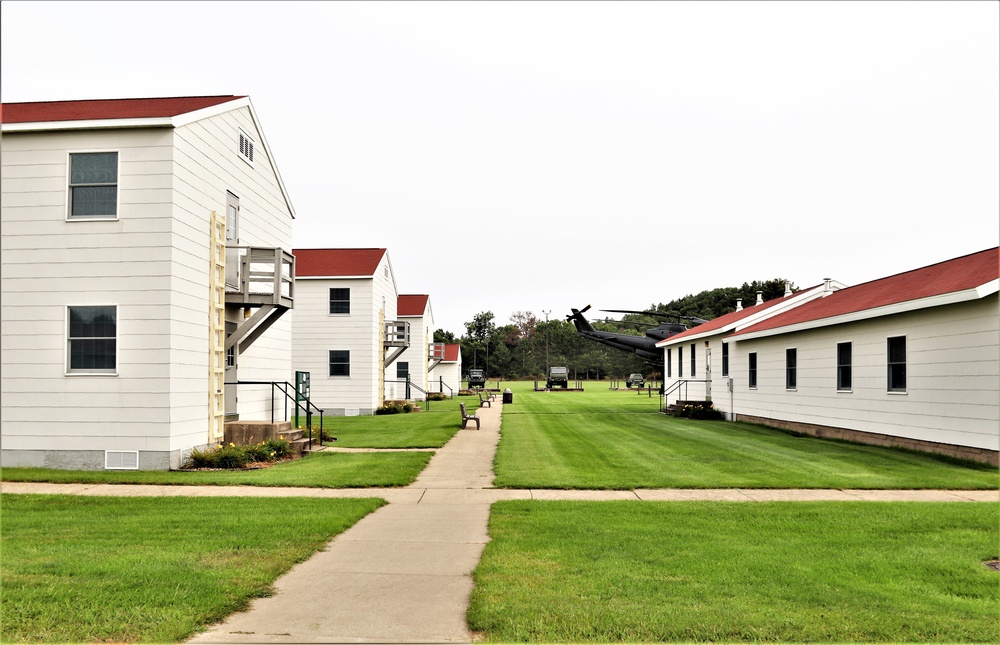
[{"x1": 105, "y1": 450, "x2": 139, "y2": 470}]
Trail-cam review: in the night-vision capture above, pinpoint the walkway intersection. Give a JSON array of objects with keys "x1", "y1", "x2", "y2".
[{"x1": 3, "y1": 399, "x2": 996, "y2": 643}]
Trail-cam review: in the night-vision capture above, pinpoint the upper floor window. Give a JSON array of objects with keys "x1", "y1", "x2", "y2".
[
  {"x1": 837, "y1": 342, "x2": 852, "y2": 391},
  {"x1": 329, "y1": 350, "x2": 350, "y2": 377},
  {"x1": 785, "y1": 348, "x2": 797, "y2": 389},
  {"x1": 69, "y1": 152, "x2": 118, "y2": 218},
  {"x1": 68, "y1": 305, "x2": 117, "y2": 373},
  {"x1": 887, "y1": 336, "x2": 906, "y2": 392},
  {"x1": 748, "y1": 352, "x2": 758, "y2": 389},
  {"x1": 397, "y1": 361, "x2": 409, "y2": 379},
  {"x1": 329, "y1": 288, "x2": 350, "y2": 314},
  {"x1": 722, "y1": 342, "x2": 729, "y2": 376}
]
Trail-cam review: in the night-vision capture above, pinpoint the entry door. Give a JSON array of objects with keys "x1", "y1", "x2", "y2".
[
  {"x1": 224, "y1": 192, "x2": 240, "y2": 289},
  {"x1": 225, "y1": 322, "x2": 238, "y2": 416}
]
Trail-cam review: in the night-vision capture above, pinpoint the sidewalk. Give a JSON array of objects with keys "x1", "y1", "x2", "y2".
[
  {"x1": 187, "y1": 399, "x2": 507, "y2": 644},
  {"x1": 2, "y1": 399, "x2": 996, "y2": 643}
]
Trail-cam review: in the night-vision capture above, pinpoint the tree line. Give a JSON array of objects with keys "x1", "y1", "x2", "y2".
[{"x1": 433, "y1": 279, "x2": 794, "y2": 381}]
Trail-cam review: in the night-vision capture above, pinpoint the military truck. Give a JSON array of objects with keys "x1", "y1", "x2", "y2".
[
  {"x1": 546, "y1": 366, "x2": 569, "y2": 389},
  {"x1": 626, "y1": 372, "x2": 645, "y2": 388},
  {"x1": 467, "y1": 368, "x2": 486, "y2": 389}
]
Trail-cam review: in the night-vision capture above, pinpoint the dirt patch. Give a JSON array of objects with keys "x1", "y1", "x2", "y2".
[{"x1": 984, "y1": 560, "x2": 1000, "y2": 572}]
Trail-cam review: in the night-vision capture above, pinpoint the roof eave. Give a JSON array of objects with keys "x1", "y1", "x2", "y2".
[{"x1": 729, "y1": 282, "x2": 998, "y2": 342}]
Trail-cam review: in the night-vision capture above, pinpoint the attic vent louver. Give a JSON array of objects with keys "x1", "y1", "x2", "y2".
[
  {"x1": 239, "y1": 131, "x2": 255, "y2": 164},
  {"x1": 105, "y1": 450, "x2": 139, "y2": 470}
]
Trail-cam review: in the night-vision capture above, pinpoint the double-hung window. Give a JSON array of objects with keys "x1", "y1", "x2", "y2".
[
  {"x1": 748, "y1": 352, "x2": 758, "y2": 389},
  {"x1": 69, "y1": 152, "x2": 118, "y2": 218},
  {"x1": 666, "y1": 349, "x2": 672, "y2": 378},
  {"x1": 678, "y1": 345, "x2": 684, "y2": 378},
  {"x1": 690, "y1": 343, "x2": 696, "y2": 377},
  {"x1": 329, "y1": 350, "x2": 350, "y2": 377},
  {"x1": 721, "y1": 342, "x2": 729, "y2": 376},
  {"x1": 837, "y1": 342, "x2": 852, "y2": 391},
  {"x1": 68, "y1": 306, "x2": 117, "y2": 373},
  {"x1": 887, "y1": 336, "x2": 906, "y2": 392},
  {"x1": 397, "y1": 361, "x2": 409, "y2": 380},
  {"x1": 329, "y1": 288, "x2": 350, "y2": 314},
  {"x1": 785, "y1": 348, "x2": 797, "y2": 389}
]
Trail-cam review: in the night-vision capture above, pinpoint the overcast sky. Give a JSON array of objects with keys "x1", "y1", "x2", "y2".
[{"x1": 3, "y1": 1, "x2": 997, "y2": 335}]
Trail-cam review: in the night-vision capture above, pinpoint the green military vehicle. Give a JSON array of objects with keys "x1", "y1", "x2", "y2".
[
  {"x1": 467, "y1": 368, "x2": 486, "y2": 389},
  {"x1": 546, "y1": 366, "x2": 569, "y2": 389},
  {"x1": 626, "y1": 372, "x2": 645, "y2": 388}
]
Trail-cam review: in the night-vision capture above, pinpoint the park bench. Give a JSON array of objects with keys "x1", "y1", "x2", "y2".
[
  {"x1": 477, "y1": 390, "x2": 492, "y2": 408},
  {"x1": 459, "y1": 403, "x2": 480, "y2": 430}
]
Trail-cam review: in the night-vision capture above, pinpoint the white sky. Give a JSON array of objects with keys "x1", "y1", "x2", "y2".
[{"x1": 3, "y1": 1, "x2": 997, "y2": 335}]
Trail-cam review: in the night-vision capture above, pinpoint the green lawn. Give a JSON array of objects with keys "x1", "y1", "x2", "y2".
[
  {"x1": 494, "y1": 381, "x2": 999, "y2": 489},
  {"x1": 1, "y1": 451, "x2": 431, "y2": 488},
  {"x1": 469, "y1": 500, "x2": 1000, "y2": 643},
  {"x1": 0, "y1": 494, "x2": 384, "y2": 643},
  {"x1": 318, "y1": 399, "x2": 464, "y2": 448}
]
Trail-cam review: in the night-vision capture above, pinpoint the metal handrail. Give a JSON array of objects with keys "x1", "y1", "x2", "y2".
[
  {"x1": 660, "y1": 379, "x2": 711, "y2": 412},
  {"x1": 227, "y1": 380, "x2": 325, "y2": 444}
]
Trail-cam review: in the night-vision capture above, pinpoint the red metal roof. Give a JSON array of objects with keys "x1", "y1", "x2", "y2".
[
  {"x1": 730, "y1": 247, "x2": 998, "y2": 338},
  {"x1": 293, "y1": 248, "x2": 387, "y2": 277},
  {"x1": 658, "y1": 290, "x2": 807, "y2": 345},
  {"x1": 0, "y1": 96, "x2": 246, "y2": 124},
  {"x1": 398, "y1": 294, "x2": 429, "y2": 316},
  {"x1": 443, "y1": 343, "x2": 461, "y2": 362}
]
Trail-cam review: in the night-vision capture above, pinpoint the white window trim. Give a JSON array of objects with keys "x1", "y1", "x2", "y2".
[
  {"x1": 328, "y1": 349, "x2": 351, "y2": 378},
  {"x1": 66, "y1": 149, "x2": 120, "y2": 221},
  {"x1": 65, "y1": 304, "x2": 119, "y2": 376}
]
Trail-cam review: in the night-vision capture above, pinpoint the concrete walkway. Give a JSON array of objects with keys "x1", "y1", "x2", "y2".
[{"x1": 2, "y1": 398, "x2": 996, "y2": 643}]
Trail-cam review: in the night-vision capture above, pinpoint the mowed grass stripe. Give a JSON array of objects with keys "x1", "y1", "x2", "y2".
[
  {"x1": 494, "y1": 384, "x2": 998, "y2": 489},
  {"x1": 469, "y1": 501, "x2": 1000, "y2": 643}
]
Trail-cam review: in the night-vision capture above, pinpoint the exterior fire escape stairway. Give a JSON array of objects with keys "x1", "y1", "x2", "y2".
[{"x1": 225, "y1": 246, "x2": 295, "y2": 355}]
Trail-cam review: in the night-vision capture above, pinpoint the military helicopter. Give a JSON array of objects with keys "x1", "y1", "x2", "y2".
[{"x1": 566, "y1": 305, "x2": 708, "y2": 367}]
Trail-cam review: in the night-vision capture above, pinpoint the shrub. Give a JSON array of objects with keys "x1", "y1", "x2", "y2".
[
  {"x1": 263, "y1": 437, "x2": 292, "y2": 459},
  {"x1": 428, "y1": 393, "x2": 447, "y2": 401},
  {"x1": 375, "y1": 404, "x2": 404, "y2": 415},
  {"x1": 185, "y1": 446, "x2": 217, "y2": 469},
  {"x1": 403, "y1": 403, "x2": 413, "y2": 413},
  {"x1": 213, "y1": 445, "x2": 250, "y2": 469}
]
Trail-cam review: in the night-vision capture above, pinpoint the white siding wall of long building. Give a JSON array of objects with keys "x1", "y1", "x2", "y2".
[{"x1": 727, "y1": 299, "x2": 999, "y2": 452}]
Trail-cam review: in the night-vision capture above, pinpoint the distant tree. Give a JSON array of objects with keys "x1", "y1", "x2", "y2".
[{"x1": 433, "y1": 329, "x2": 456, "y2": 343}]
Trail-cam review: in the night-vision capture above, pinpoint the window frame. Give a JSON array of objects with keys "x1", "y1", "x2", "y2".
[
  {"x1": 887, "y1": 336, "x2": 906, "y2": 393},
  {"x1": 666, "y1": 348, "x2": 672, "y2": 378},
  {"x1": 678, "y1": 345, "x2": 683, "y2": 378},
  {"x1": 396, "y1": 361, "x2": 409, "y2": 380},
  {"x1": 785, "y1": 348, "x2": 797, "y2": 390},
  {"x1": 328, "y1": 350, "x2": 350, "y2": 377},
  {"x1": 66, "y1": 305, "x2": 118, "y2": 375},
  {"x1": 748, "y1": 352, "x2": 758, "y2": 389},
  {"x1": 329, "y1": 288, "x2": 351, "y2": 315},
  {"x1": 721, "y1": 342, "x2": 729, "y2": 377},
  {"x1": 837, "y1": 341, "x2": 852, "y2": 391},
  {"x1": 67, "y1": 151, "x2": 119, "y2": 220},
  {"x1": 690, "y1": 343, "x2": 696, "y2": 377}
]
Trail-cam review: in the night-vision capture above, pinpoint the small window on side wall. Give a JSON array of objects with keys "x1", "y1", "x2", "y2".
[
  {"x1": 329, "y1": 350, "x2": 350, "y2": 377},
  {"x1": 329, "y1": 288, "x2": 350, "y2": 314},
  {"x1": 887, "y1": 336, "x2": 906, "y2": 392},
  {"x1": 69, "y1": 152, "x2": 118, "y2": 218},
  {"x1": 837, "y1": 342, "x2": 852, "y2": 391},
  {"x1": 68, "y1": 305, "x2": 117, "y2": 373},
  {"x1": 785, "y1": 348, "x2": 797, "y2": 389},
  {"x1": 748, "y1": 352, "x2": 757, "y2": 389}
]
